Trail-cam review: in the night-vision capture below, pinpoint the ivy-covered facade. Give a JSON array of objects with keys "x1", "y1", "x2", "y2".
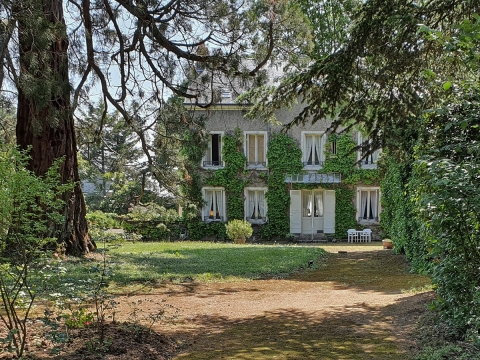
[{"x1": 181, "y1": 81, "x2": 382, "y2": 241}]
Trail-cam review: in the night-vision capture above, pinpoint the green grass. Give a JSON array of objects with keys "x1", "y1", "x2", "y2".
[{"x1": 60, "y1": 241, "x2": 327, "y2": 290}]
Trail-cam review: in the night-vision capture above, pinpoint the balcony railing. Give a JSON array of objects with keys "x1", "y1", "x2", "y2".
[
  {"x1": 203, "y1": 160, "x2": 223, "y2": 167},
  {"x1": 285, "y1": 173, "x2": 341, "y2": 184},
  {"x1": 246, "y1": 161, "x2": 267, "y2": 168}
]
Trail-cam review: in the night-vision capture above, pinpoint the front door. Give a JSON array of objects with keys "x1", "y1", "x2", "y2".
[{"x1": 301, "y1": 190, "x2": 324, "y2": 234}]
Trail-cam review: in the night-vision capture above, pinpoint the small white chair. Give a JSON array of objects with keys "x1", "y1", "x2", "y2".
[
  {"x1": 347, "y1": 229, "x2": 358, "y2": 243},
  {"x1": 360, "y1": 229, "x2": 372, "y2": 242}
]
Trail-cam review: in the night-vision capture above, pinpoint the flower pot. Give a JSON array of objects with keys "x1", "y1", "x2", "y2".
[{"x1": 382, "y1": 240, "x2": 393, "y2": 249}]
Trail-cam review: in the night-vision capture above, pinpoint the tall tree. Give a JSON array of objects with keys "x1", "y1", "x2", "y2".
[{"x1": 4, "y1": 0, "x2": 311, "y2": 254}]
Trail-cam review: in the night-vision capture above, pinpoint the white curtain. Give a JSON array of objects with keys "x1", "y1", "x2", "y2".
[
  {"x1": 372, "y1": 149, "x2": 379, "y2": 163},
  {"x1": 258, "y1": 191, "x2": 265, "y2": 218},
  {"x1": 370, "y1": 191, "x2": 377, "y2": 219},
  {"x1": 303, "y1": 192, "x2": 312, "y2": 217},
  {"x1": 361, "y1": 191, "x2": 367, "y2": 219},
  {"x1": 215, "y1": 190, "x2": 223, "y2": 219},
  {"x1": 314, "y1": 135, "x2": 322, "y2": 165},
  {"x1": 206, "y1": 191, "x2": 214, "y2": 218},
  {"x1": 248, "y1": 191, "x2": 255, "y2": 218},
  {"x1": 305, "y1": 135, "x2": 313, "y2": 163},
  {"x1": 315, "y1": 192, "x2": 323, "y2": 217}
]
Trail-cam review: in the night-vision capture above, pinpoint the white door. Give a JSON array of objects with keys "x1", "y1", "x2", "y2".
[
  {"x1": 301, "y1": 190, "x2": 324, "y2": 234},
  {"x1": 289, "y1": 190, "x2": 302, "y2": 233}
]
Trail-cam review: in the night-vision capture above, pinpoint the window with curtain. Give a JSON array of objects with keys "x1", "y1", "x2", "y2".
[
  {"x1": 203, "y1": 188, "x2": 224, "y2": 221},
  {"x1": 245, "y1": 133, "x2": 266, "y2": 167},
  {"x1": 302, "y1": 191, "x2": 324, "y2": 217},
  {"x1": 358, "y1": 188, "x2": 380, "y2": 222},
  {"x1": 303, "y1": 133, "x2": 324, "y2": 166},
  {"x1": 246, "y1": 189, "x2": 266, "y2": 222}
]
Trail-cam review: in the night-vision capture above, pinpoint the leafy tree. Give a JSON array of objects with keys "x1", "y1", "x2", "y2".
[
  {"x1": 77, "y1": 101, "x2": 143, "y2": 183},
  {"x1": 2, "y1": 0, "x2": 311, "y2": 254},
  {"x1": 242, "y1": 0, "x2": 480, "y2": 338}
]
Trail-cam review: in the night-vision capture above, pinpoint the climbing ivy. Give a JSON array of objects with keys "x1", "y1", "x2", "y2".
[
  {"x1": 379, "y1": 152, "x2": 425, "y2": 269},
  {"x1": 206, "y1": 129, "x2": 249, "y2": 220},
  {"x1": 263, "y1": 133, "x2": 303, "y2": 239},
  {"x1": 322, "y1": 133, "x2": 380, "y2": 237},
  {"x1": 323, "y1": 133, "x2": 380, "y2": 185}
]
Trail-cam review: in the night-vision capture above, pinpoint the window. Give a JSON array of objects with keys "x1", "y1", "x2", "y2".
[
  {"x1": 358, "y1": 133, "x2": 381, "y2": 168},
  {"x1": 221, "y1": 89, "x2": 231, "y2": 98},
  {"x1": 203, "y1": 188, "x2": 225, "y2": 222},
  {"x1": 245, "y1": 188, "x2": 267, "y2": 223},
  {"x1": 329, "y1": 140, "x2": 337, "y2": 156},
  {"x1": 302, "y1": 132, "x2": 325, "y2": 168},
  {"x1": 357, "y1": 188, "x2": 380, "y2": 222},
  {"x1": 302, "y1": 191, "x2": 324, "y2": 217},
  {"x1": 245, "y1": 132, "x2": 267, "y2": 168},
  {"x1": 203, "y1": 132, "x2": 223, "y2": 168}
]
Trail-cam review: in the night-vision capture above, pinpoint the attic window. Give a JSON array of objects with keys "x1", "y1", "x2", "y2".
[{"x1": 221, "y1": 89, "x2": 231, "y2": 98}]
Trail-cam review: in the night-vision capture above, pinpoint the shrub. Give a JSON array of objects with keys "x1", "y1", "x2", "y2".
[{"x1": 225, "y1": 220, "x2": 253, "y2": 243}]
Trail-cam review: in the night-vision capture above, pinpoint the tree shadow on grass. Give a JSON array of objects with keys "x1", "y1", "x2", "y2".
[
  {"x1": 169, "y1": 292, "x2": 434, "y2": 360},
  {"x1": 292, "y1": 250, "x2": 431, "y2": 294}
]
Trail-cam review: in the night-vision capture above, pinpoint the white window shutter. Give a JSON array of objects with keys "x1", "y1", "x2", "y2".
[
  {"x1": 290, "y1": 190, "x2": 302, "y2": 233},
  {"x1": 324, "y1": 190, "x2": 336, "y2": 233}
]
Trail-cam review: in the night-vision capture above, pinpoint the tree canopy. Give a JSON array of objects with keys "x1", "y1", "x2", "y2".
[{"x1": 0, "y1": 0, "x2": 312, "y2": 254}]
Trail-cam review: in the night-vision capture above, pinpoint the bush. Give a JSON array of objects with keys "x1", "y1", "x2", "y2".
[
  {"x1": 225, "y1": 220, "x2": 253, "y2": 243},
  {"x1": 86, "y1": 211, "x2": 120, "y2": 229}
]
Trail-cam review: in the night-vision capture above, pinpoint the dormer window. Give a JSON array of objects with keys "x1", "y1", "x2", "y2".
[{"x1": 221, "y1": 89, "x2": 231, "y2": 99}]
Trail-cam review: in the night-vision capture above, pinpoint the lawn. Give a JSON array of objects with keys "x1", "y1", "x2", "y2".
[{"x1": 60, "y1": 241, "x2": 327, "y2": 291}]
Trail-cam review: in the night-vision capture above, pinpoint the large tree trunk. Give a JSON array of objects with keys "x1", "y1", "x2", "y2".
[{"x1": 15, "y1": 0, "x2": 96, "y2": 255}]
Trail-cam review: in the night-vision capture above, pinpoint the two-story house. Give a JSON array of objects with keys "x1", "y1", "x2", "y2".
[{"x1": 183, "y1": 63, "x2": 381, "y2": 240}]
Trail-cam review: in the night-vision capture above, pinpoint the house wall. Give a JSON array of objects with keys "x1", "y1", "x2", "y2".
[{"x1": 187, "y1": 104, "x2": 382, "y2": 241}]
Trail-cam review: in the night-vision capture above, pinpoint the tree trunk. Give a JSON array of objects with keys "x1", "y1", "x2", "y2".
[{"x1": 15, "y1": 0, "x2": 95, "y2": 255}]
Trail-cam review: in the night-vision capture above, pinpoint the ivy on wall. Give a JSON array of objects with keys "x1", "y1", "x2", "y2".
[
  {"x1": 206, "y1": 129, "x2": 249, "y2": 221},
  {"x1": 380, "y1": 152, "x2": 425, "y2": 269},
  {"x1": 322, "y1": 133, "x2": 381, "y2": 237},
  {"x1": 180, "y1": 128, "x2": 248, "y2": 240},
  {"x1": 180, "y1": 129, "x2": 383, "y2": 241},
  {"x1": 262, "y1": 133, "x2": 303, "y2": 239}
]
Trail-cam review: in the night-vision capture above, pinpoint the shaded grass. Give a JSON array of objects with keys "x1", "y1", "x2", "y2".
[{"x1": 61, "y1": 242, "x2": 327, "y2": 289}]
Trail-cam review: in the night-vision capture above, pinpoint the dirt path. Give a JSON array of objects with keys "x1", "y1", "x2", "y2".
[{"x1": 133, "y1": 244, "x2": 433, "y2": 359}]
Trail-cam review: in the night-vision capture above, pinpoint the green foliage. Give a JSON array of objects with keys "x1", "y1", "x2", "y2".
[
  {"x1": 180, "y1": 128, "x2": 208, "y2": 214},
  {"x1": 206, "y1": 130, "x2": 249, "y2": 220},
  {"x1": 186, "y1": 219, "x2": 227, "y2": 241},
  {"x1": 323, "y1": 133, "x2": 380, "y2": 184},
  {"x1": 263, "y1": 133, "x2": 303, "y2": 239},
  {"x1": 225, "y1": 220, "x2": 253, "y2": 242},
  {"x1": 0, "y1": 145, "x2": 70, "y2": 358},
  {"x1": 121, "y1": 203, "x2": 180, "y2": 241},
  {"x1": 86, "y1": 211, "x2": 120, "y2": 229},
  {"x1": 411, "y1": 91, "x2": 480, "y2": 339},
  {"x1": 380, "y1": 153, "x2": 426, "y2": 270},
  {"x1": 332, "y1": 186, "x2": 357, "y2": 238}
]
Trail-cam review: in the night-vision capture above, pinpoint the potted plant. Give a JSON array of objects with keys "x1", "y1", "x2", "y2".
[
  {"x1": 382, "y1": 238, "x2": 394, "y2": 249},
  {"x1": 225, "y1": 219, "x2": 253, "y2": 244}
]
